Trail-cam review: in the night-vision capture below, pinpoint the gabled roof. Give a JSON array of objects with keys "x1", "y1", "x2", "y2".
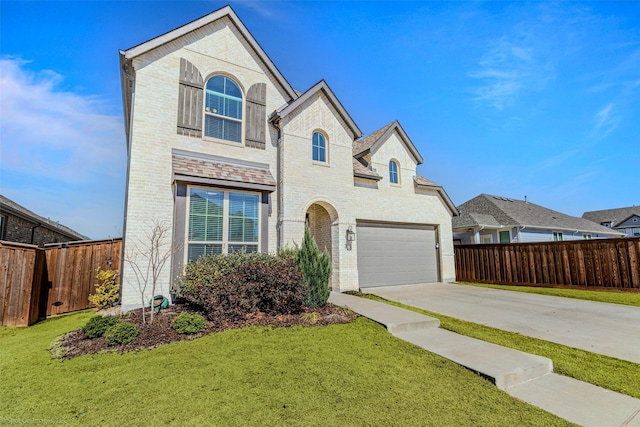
[
  {"x1": 0, "y1": 194, "x2": 89, "y2": 241},
  {"x1": 582, "y1": 206, "x2": 640, "y2": 228},
  {"x1": 353, "y1": 121, "x2": 423, "y2": 165},
  {"x1": 119, "y1": 5, "x2": 298, "y2": 138},
  {"x1": 271, "y1": 80, "x2": 362, "y2": 138},
  {"x1": 453, "y1": 194, "x2": 624, "y2": 236},
  {"x1": 120, "y1": 5, "x2": 296, "y2": 99},
  {"x1": 414, "y1": 174, "x2": 457, "y2": 216}
]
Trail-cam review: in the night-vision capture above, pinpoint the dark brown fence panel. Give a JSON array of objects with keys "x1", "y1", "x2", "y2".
[
  {"x1": 0, "y1": 242, "x2": 46, "y2": 326},
  {"x1": 44, "y1": 239, "x2": 121, "y2": 316},
  {"x1": 454, "y1": 237, "x2": 640, "y2": 290}
]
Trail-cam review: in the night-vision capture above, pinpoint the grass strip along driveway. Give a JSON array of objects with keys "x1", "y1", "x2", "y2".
[
  {"x1": 457, "y1": 282, "x2": 640, "y2": 307},
  {"x1": 354, "y1": 292, "x2": 640, "y2": 400},
  {"x1": 0, "y1": 311, "x2": 573, "y2": 426}
]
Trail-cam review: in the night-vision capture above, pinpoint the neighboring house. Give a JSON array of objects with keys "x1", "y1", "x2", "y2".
[
  {"x1": 0, "y1": 194, "x2": 88, "y2": 245},
  {"x1": 583, "y1": 207, "x2": 640, "y2": 237},
  {"x1": 118, "y1": 6, "x2": 457, "y2": 310},
  {"x1": 452, "y1": 194, "x2": 623, "y2": 245}
]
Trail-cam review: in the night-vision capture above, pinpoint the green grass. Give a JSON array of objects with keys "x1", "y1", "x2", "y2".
[
  {"x1": 457, "y1": 282, "x2": 640, "y2": 307},
  {"x1": 0, "y1": 311, "x2": 574, "y2": 426},
  {"x1": 355, "y1": 293, "x2": 640, "y2": 399}
]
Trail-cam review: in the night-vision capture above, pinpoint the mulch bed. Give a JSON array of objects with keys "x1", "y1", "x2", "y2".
[{"x1": 61, "y1": 303, "x2": 357, "y2": 359}]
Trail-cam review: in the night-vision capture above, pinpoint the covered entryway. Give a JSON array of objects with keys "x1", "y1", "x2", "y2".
[
  {"x1": 305, "y1": 202, "x2": 338, "y2": 288},
  {"x1": 356, "y1": 222, "x2": 439, "y2": 288}
]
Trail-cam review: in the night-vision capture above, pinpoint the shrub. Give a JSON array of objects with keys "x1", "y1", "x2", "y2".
[
  {"x1": 171, "y1": 312, "x2": 206, "y2": 334},
  {"x1": 50, "y1": 335, "x2": 68, "y2": 360},
  {"x1": 88, "y1": 268, "x2": 120, "y2": 309},
  {"x1": 277, "y1": 245, "x2": 299, "y2": 260},
  {"x1": 178, "y1": 252, "x2": 306, "y2": 322},
  {"x1": 297, "y1": 227, "x2": 332, "y2": 308},
  {"x1": 82, "y1": 315, "x2": 121, "y2": 339},
  {"x1": 104, "y1": 322, "x2": 139, "y2": 346}
]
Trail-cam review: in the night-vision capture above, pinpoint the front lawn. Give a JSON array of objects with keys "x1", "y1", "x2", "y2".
[
  {"x1": 0, "y1": 311, "x2": 572, "y2": 426},
  {"x1": 357, "y1": 293, "x2": 640, "y2": 399},
  {"x1": 457, "y1": 282, "x2": 640, "y2": 307}
]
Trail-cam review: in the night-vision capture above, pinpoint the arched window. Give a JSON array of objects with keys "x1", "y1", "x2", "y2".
[
  {"x1": 312, "y1": 131, "x2": 327, "y2": 162},
  {"x1": 389, "y1": 160, "x2": 399, "y2": 184},
  {"x1": 204, "y1": 75, "x2": 242, "y2": 142}
]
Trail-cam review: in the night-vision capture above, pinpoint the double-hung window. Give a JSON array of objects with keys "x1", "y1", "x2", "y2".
[
  {"x1": 553, "y1": 232, "x2": 563, "y2": 241},
  {"x1": 204, "y1": 76, "x2": 242, "y2": 142},
  {"x1": 312, "y1": 132, "x2": 326, "y2": 162},
  {"x1": 187, "y1": 188, "x2": 259, "y2": 262}
]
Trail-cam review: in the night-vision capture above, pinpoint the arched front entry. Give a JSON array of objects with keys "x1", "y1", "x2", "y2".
[{"x1": 305, "y1": 202, "x2": 338, "y2": 289}]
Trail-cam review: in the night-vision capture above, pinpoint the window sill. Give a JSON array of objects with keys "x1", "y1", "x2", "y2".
[
  {"x1": 312, "y1": 161, "x2": 330, "y2": 168},
  {"x1": 202, "y1": 135, "x2": 245, "y2": 148}
]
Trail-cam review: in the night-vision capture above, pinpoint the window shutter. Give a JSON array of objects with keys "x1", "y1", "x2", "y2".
[
  {"x1": 245, "y1": 83, "x2": 267, "y2": 149},
  {"x1": 177, "y1": 58, "x2": 204, "y2": 138}
]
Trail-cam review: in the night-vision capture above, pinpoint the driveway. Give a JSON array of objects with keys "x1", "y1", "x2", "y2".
[{"x1": 366, "y1": 283, "x2": 640, "y2": 364}]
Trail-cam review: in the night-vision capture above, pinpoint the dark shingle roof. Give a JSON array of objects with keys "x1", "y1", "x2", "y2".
[
  {"x1": 582, "y1": 207, "x2": 640, "y2": 227},
  {"x1": 0, "y1": 194, "x2": 89, "y2": 241},
  {"x1": 452, "y1": 194, "x2": 623, "y2": 235}
]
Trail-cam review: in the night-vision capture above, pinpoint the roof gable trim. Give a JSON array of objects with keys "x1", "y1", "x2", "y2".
[
  {"x1": 121, "y1": 5, "x2": 297, "y2": 100},
  {"x1": 273, "y1": 80, "x2": 362, "y2": 138},
  {"x1": 369, "y1": 121, "x2": 423, "y2": 165}
]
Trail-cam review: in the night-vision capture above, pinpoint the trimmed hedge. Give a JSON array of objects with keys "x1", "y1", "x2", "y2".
[
  {"x1": 171, "y1": 312, "x2": 206, "y2": 334},
  {"x1": 82, "y1": 315, "x2": 121, "y2": 339},
  {"x1": 104, "y1": 322, "x2": 139, "y2": 346},
  {"x1": 177, "y1": 252, "x2": 305, "y2": 322}
]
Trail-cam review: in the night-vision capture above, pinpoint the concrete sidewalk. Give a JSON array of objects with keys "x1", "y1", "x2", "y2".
[
  {"x1": 366, "y1": 282, "x2": 640, "y2": 363},
  {"x1": 329, "y1": 292, "x2": 640, "y2": 427}
]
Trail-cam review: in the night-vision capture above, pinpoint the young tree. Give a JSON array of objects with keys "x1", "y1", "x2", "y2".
[
  {"x1": 124, "y1": 220, "x2": 174, "y2": 324},
  {"x1": 297, "y1": 226, "x2": 332, "y2": 307}
]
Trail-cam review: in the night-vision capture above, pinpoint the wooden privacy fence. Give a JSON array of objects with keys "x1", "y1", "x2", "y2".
[
  {"x1": 0, "y1": 238, "x2": 122, "y2": 326},
  {"x1": 454, "y1": 237, "x2": 640, "y2": 290}
]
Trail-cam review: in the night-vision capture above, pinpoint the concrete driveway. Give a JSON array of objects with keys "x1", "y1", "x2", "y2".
[{"x1": 366, "y1": 283, "x2": 640, "y2": 364}]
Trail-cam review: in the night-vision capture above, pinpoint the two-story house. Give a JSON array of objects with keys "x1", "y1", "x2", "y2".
[{"x1": 118, "y1": 6, "x2": 457, "y2": 310}]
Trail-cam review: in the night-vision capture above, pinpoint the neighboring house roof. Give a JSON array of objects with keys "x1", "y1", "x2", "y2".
[
  {"x1": 414, "y1": 175, "x2": 457, "y2": 216},
  {"x1": 582, "y1": 206, "x2": 640, "y2": 228},
  {"x1": 0, "y1": 194, "x2": 89, "y2": 241},
  {"x1": 272, "y1": 80, "x2": 362, "y2": 139},
  {"x1": 353, "y1": 120, "x2": 424, "y2": 165},
  {"x1": 119, "y1": 5, "x2": 298, "y2": 140},
  {"x1": 172, "y1": 149, "x2": 276, "y2": 192},
  {"x1": 453, "y1": 194, "x2": 623, "y2": 236}
]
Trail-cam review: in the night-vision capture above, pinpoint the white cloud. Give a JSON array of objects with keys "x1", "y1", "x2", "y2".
[
  {"x1": 469, "y1": 34, "x2": 554, "y2": 110},
  {"x1": 0, "y1": 57, "x2": 126, "y2": 239},
  {"x1": 0, "y1": 57, "x2": 125, "y2": 180},
  {"x1": 593, "y1": 103, "x2": 619, "y2": 136}
]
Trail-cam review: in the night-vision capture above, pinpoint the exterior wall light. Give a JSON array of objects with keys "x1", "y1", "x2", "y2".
[{"x1": 346, "y1": 226, "x2": 356, "y2": 242}]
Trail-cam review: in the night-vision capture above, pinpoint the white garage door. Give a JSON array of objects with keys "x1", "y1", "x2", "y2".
[{"x1": 357, "y1": 222, "x2": 438, "y2": 288}]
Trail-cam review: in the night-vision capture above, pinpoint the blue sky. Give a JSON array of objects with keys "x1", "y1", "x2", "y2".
[{"x1": 1, "y1": 1, "x2": 638, "y2": 239}]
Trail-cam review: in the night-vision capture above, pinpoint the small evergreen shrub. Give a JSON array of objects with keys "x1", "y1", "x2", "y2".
[
  {"x1": 171, "y1": 312, "x2": 206, "y2": 334},
  {"x1": 104, "y1": 322, "x2": 139, "y2": 346},
  {"x1": 49, "y1": 335, "x2": 68, "y2": 360},
  {"x1": 178, "y1": 252, "x2": 306, "y2": 321},
  {"x1": 82, "y1": 315, "x2": 121, "y2": 339},
  {"x1": 297, "y1": 227, "x2": 332, "y2": 308},
  {"x1": 88, "y1": 268, "x2": 120, "y2": 309}
]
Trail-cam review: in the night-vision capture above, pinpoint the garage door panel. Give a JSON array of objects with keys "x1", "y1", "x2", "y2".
[{"x1": 357, "y1": 223, "x2": 437, "y2": 288}]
